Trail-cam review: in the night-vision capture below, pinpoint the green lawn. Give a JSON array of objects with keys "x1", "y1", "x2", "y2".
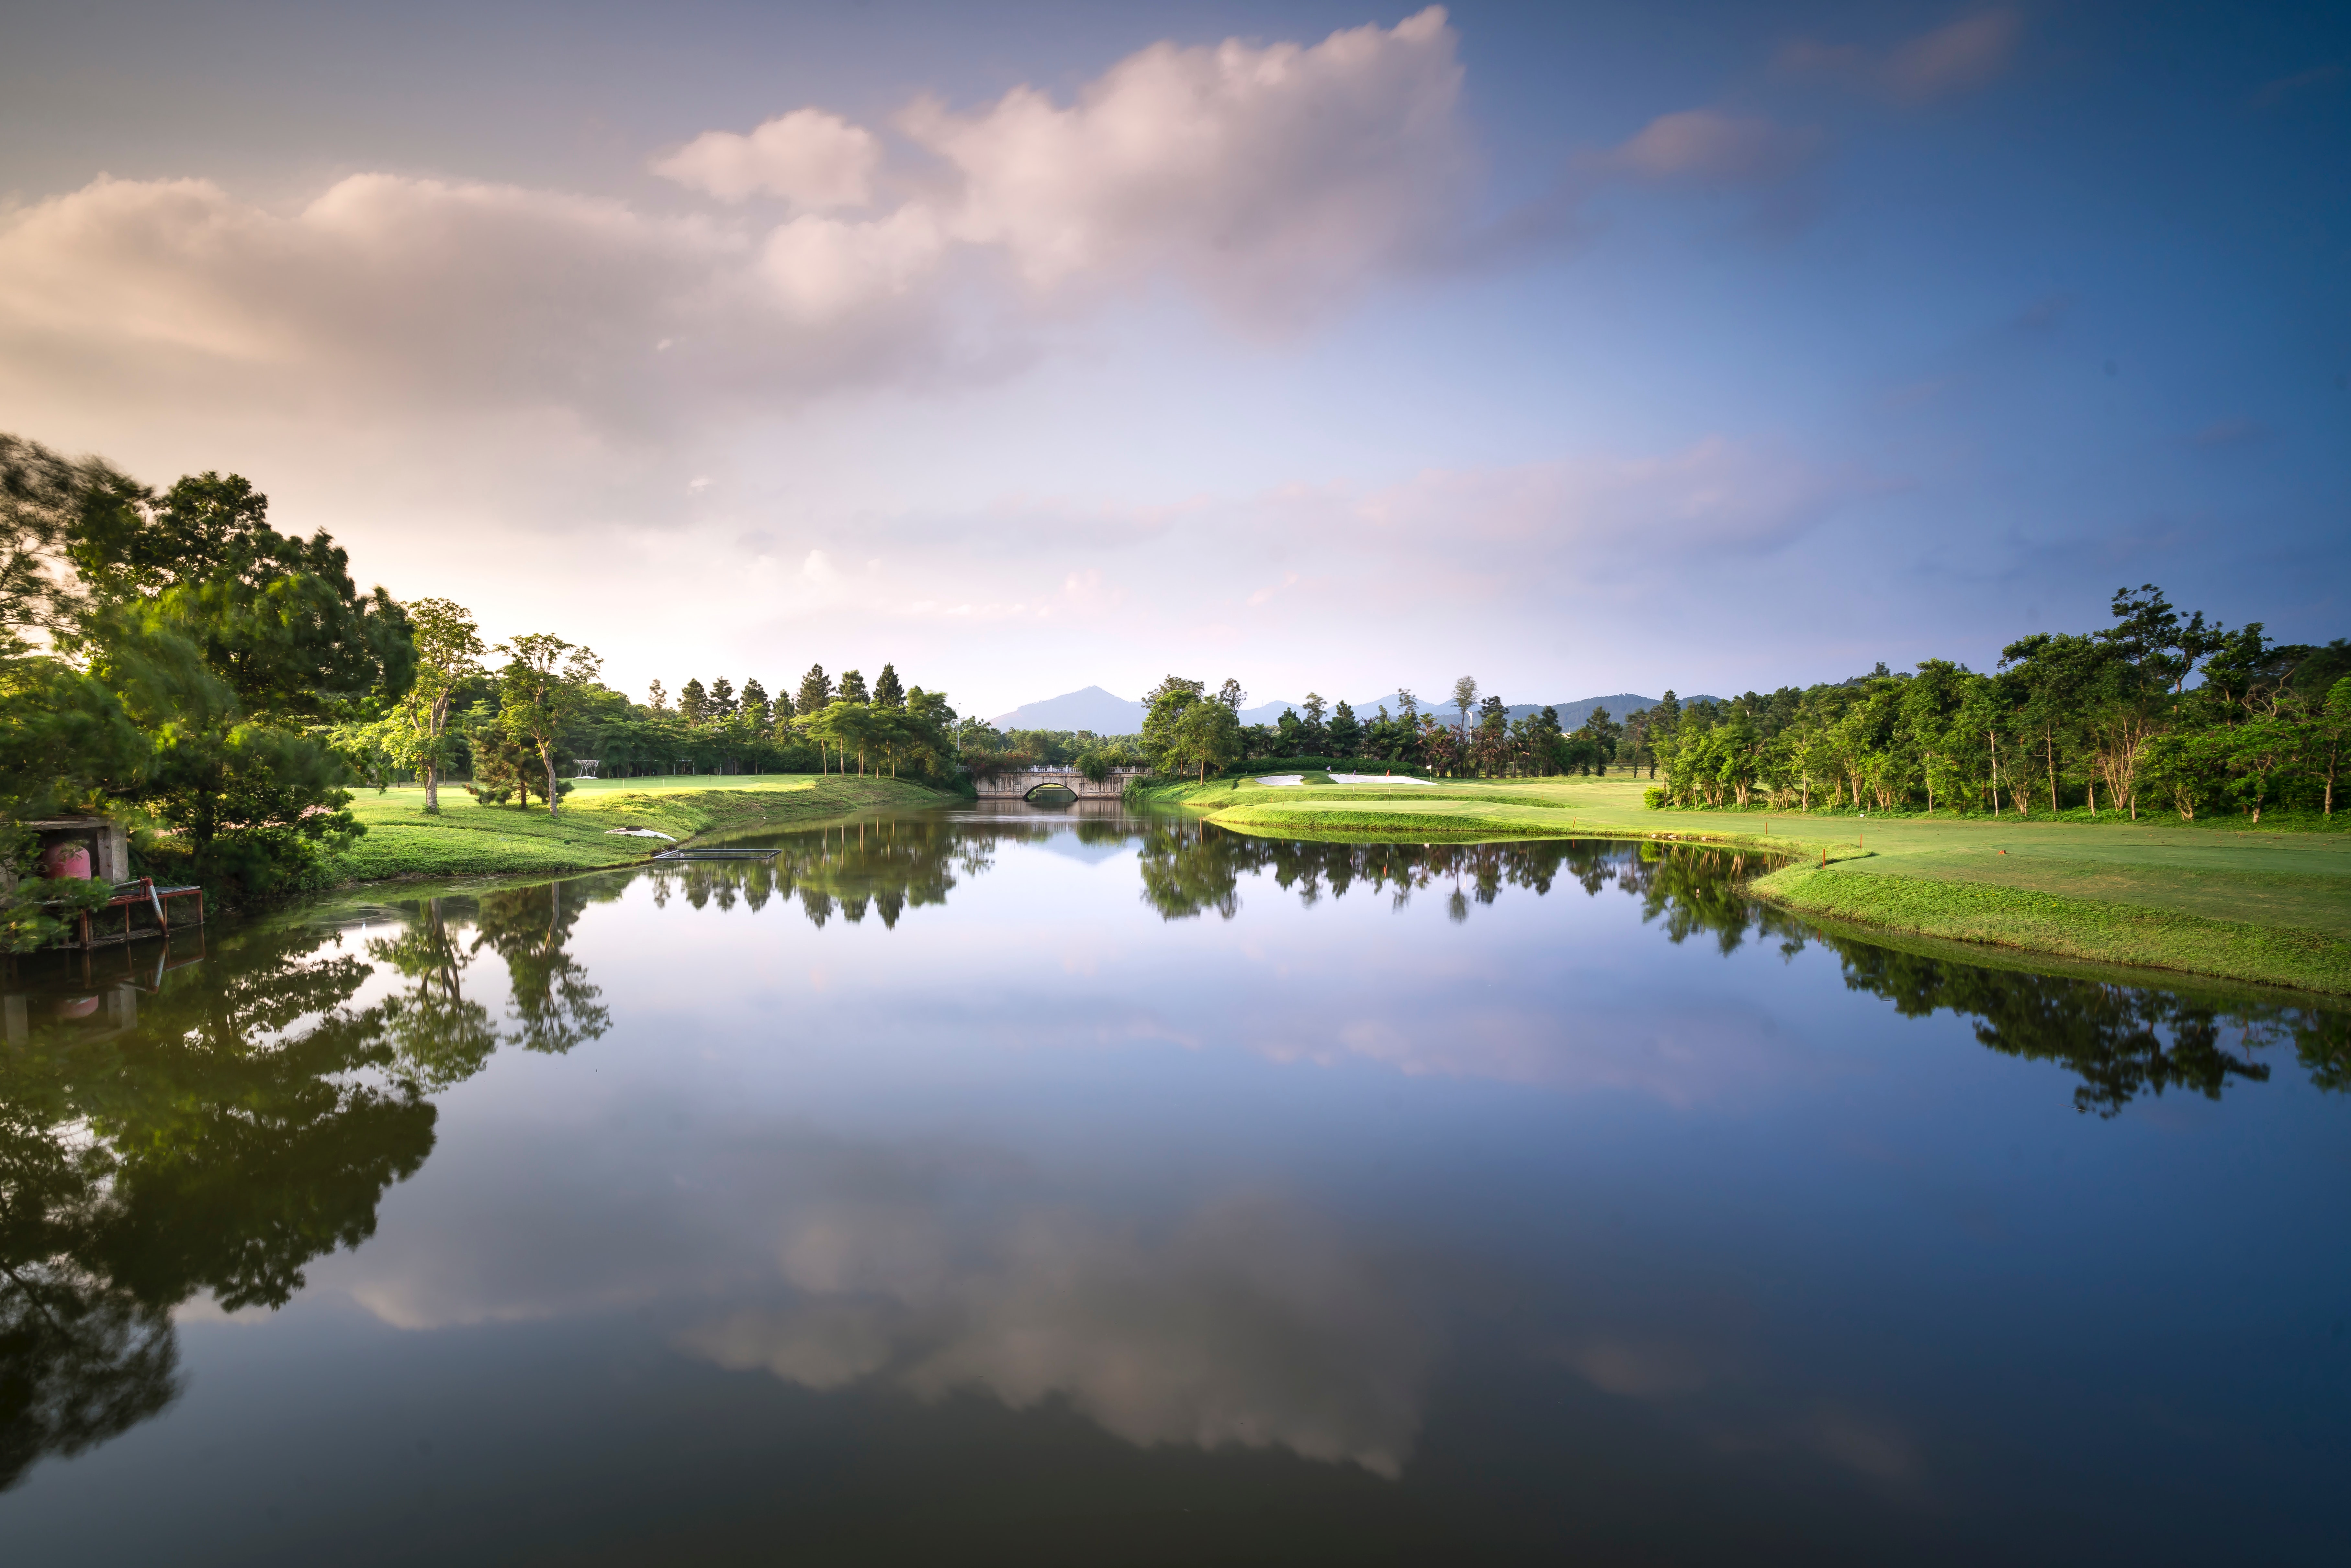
[
  {"x1": 1148, "y1": 773, "x2": 2351, "y2": 993},
  {"x1": 333, "y1": 774, "x2": 953, "y2": 882}
]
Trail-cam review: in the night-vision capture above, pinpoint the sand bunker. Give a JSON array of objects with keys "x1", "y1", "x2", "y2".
[{"x1": 1253, "y1": 773, "x2": 1435, "y2": 787}]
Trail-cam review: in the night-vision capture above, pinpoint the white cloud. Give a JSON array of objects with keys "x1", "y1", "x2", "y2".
[
  {"x1": 652, "y1": 107, "x2": 882, "y2": 208},
  {"x1": 0, "y1": 171, "x2": 948, "y2": 425},
  {"x1": 0, "y1": 10, "x2": 1473, "y2": 438},
  {"x1": 900, "y1": 5, "x2": 1469, "y2": 330},
  {"x1": 684, "y1": 1196, "x2": 1434, "y2": 1477}
]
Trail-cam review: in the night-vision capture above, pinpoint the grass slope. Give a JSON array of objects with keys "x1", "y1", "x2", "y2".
[
  {"x1": 334, "y1": 774, "x2": 951, "y2": 882},
  {"x1": 1143, "y1": 774, "x2": 2351, "y2": 992}
]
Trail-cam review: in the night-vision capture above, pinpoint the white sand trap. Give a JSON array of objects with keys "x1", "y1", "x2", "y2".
[{"x1": 1253, "y1": 773, "x2": 1436, "y2": 787}]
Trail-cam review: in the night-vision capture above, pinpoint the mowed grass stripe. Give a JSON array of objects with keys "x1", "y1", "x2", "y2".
[{"x1": 1752, "y1": 863, "x2": 2351, "y2": 994}]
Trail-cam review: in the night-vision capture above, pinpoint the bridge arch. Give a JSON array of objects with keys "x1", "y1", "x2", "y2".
[{"x1": 972, "y1": 766, "x2": 1149, "y2": 802}]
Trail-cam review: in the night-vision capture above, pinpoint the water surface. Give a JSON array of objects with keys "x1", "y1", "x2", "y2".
[{"x1": 4, "y1": 803, "x2": 2345, "y2": 1564}]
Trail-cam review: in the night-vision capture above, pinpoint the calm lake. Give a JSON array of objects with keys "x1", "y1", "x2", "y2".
[{"x1": 5, "y1": 801, "x2": 2346, "y2": 1565}]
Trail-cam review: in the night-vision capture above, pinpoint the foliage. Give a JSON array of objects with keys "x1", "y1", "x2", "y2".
[
  {"x1": 1638, "y1": 587, "x2": 2351, "y2": 825},
  {"x1": 3, "y1": 443, "x2": 422, "y2": 902},
  {"x1": 494, "y1": 635, "x2": 600, "y2": 816},
  {"x1": 389, "y1": 598, "x2": 484, "y2": 812}
]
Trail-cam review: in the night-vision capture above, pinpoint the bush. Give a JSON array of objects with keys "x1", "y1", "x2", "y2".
[{"x1": 1643, "y1": 786, "x2": 1670, "y2": 809}]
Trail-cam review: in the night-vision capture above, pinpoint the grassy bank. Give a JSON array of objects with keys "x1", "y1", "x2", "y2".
[
  {"x1": 332, "y1": 774, "x2": 954, "y2": 882},
  {"x1": 1142, "y1": 773, "x2": 2351, "y2": 994}
]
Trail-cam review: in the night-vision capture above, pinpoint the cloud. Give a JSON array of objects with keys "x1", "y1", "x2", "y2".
[
  {"x1": 684, "y1": 1195, "x2": 1435, "y2": 1476},
  {"x1": 899, "y1": 5, "x2": 1469, "y2": 330},
  {"x1": 1588, "y1": 109, "x2": 1823, "y2": 187},
  {"x1": 0, "y1": 172, "x2": 952, "y2": 429},
  {"x1": 1780, "y1": 9, "x2": 2021, "y2": 105},
  {"x1": 652, "y1": 108, "x2": 882, "y2": 208},
  {"x1": 1351, "y1": 440, "x2": 1863, "y2": 570},
  {"x1": 0, "y1": 9, "x2": 1474, "y2": 442}
]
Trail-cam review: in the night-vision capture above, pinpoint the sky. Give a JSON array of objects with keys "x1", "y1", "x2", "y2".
[{"x1": 1, "y1": 0, "x2": 2344, "y2": 716}]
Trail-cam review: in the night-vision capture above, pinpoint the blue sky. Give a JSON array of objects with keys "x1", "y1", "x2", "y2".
[{"x1": 1, "y1": 2, "x2": 2343, "y2": 714}]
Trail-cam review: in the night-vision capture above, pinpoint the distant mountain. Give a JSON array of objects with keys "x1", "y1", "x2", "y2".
[
  {"x1": 990, "y1": 686, "x2": 1145, "y2": 732},
  {"x1": 991, "y1": 686, "x2": 1716, "y2": 736}
]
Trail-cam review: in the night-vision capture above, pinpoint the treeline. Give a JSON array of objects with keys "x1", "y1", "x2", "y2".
[
  {"x1": 1639, "y1": 587, "x2": 2350, "y2": 822},
  {"x1": 0, "y1": 433, "x2": 972, "y2": 935},
  {"x1": 379, "y1": 656, "x2": 963, "y2": 792},
  {"x1": 1129, "y1": 676, "x2": 1625, "y2": 780}
]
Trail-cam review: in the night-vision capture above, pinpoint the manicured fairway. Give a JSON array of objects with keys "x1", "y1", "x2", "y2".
[
  {"x1": 1157, "y1": 774, "x2": 2351, "y2": 993},
  {"x1": 335, "y1": 774, "x2": 949, "y2": 881}
]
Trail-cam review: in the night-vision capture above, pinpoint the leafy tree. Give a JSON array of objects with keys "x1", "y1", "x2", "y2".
[
  {"x1": 2313, "y1": 677, "x2": 2351, "y2": 817},
  {"x1": 872, "y1": 663, "x2": 905, "y2": 708},
  {"x1": 838, "y1": 669, "x2": 869, "y2": 703},
  {"x1": 1140, "y1": 676, "x2": 1208, "y2": 777},
  {"x1": 1452, "y1": 675, "x2": 1479, "y2": 734},
  {"x1": 805, "y1": 698, "x2": 876, "y2": 776},
  {"x1": 679, "y1": 677, "x2": 708, "y2": 724},
  {"x1": 646, "y1": 678, "x2": 668, "y2": 712},
  {"x1": 495, "y1": 635, "x2": 601, "y2": 816},
  {"x1": 709, "y1": 677, "x2": 736, "y2": 719},
  {"x1": 740, "y1": 678, "x2": 771, "y2": 727},
  {"x1": 52, "y1": 465, "x2": 416, "y2": 895},
  {"x1": 461, "y1": 705, "x2": 550, "y2": 809},
  {"x1": 390, "y1": 598, "x2": 483, "y2": 814}
]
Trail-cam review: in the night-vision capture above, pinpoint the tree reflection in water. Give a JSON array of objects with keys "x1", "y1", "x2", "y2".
[
  {"x1": 3, "y1": 818, "x2": 2342, "y2": 1491},
  {"x1": 0, "y1": 887, "x2": 611, "y2": 1489},
  {"x1": 669, "y1": 818, "x2": 2348, "y2": 1118},
  {"x1": 1129, "y1": 825, "x2": 2348, "y2": 1118}
]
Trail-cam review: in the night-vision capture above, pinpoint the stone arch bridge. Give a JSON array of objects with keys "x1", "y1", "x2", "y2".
[{"x1": 974, "y1": 766, "x2": 1148, "y2": 801}]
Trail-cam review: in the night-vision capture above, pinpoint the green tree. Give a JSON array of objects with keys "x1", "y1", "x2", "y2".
[
  {"x1": 2312, "y1": 677, "x2": 2351, "y2": 817},
  {"x1": 679, "y1": 677, "x2": 708, "y2": 724},
  {"x1": 1139, "y1": 676, "x2": 1206, "y2": 776},
  {"x1": 391, "y1": 598, "x2": 484, "y2": 814},
  {"x1": 709, "y1": 677, "x2": 736, "y2": 718},
  {"x1": 872, "y1": 664, "x2": 905, "y2": 708},
  {"x1": 796, "y1": 664, "x2": 833, "y2": 715},
  {"x1": 61, "y1": 467, "x2": 415, "y2": 895},
  {"x1": 838, "y1": 669, "x2": 869, "y2": 704},
  {"x1": 1326, "y1": 700, "x2": 1362, "y2": 758},
  {"x1": 1451, "y1": 675, "x2": 1479, "y2": 734},
  {"x1": 495, "y1": 635, "x2": 601, "y2": 816}
]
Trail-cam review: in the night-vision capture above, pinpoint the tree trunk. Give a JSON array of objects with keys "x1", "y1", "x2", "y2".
[
  {"x1": 541, "y1": 741, "x2": 559, "y2": 816},
  {"x1": 423, "y1": 760, "x2": 439, "y2": 813},
  {"x1": 2046, "y1": 730, "x2": 2057, "y2": 816}
]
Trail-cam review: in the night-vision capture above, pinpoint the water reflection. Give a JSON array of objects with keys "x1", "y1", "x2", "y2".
[
  {"x1": 0, "y1": 885, "x2": 610, "y2": 1489},
  {"x1": 1, "y1": 811, "x2": 2344, "y2": 1504},
  {"x1": 678, "y1": 1178, "x2": 1433, "y2": 1477},
  {"x1": 678, "y1": 819, "x2": 2349, "y2": 1117}
]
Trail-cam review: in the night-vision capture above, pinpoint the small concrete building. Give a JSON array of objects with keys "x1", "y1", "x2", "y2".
[{"x1": 16, "y1": 817, "x2": 133, "y2": 887}]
